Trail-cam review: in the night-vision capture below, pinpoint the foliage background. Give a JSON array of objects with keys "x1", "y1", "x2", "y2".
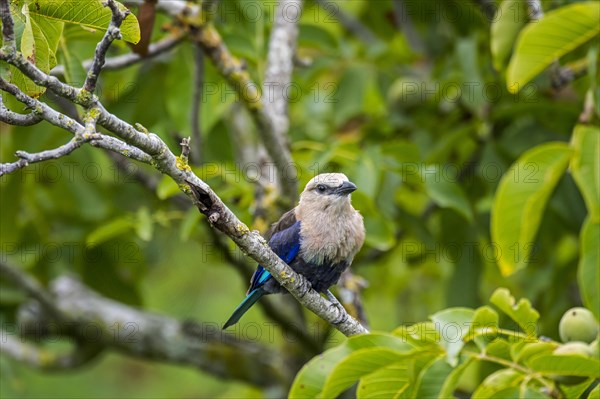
[{"x1": 0, "y1": 0, "x2": 597, "y2": 397}]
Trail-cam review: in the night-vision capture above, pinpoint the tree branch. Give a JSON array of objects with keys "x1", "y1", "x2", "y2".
[
  {"x1": 0, "y1": 0, "x2": 15, "y2": 49},
  {"x1": 0, "y1": 78, "x2": 154, "y2": 168},
  {"x1": 0, "y1": 0, "x2": 368, "y2": 338},
  {"x1": 0, "y1": 334, "x2": 104, "y2": 371},
  {"x1": 0, "y1": 257, "x2": 66, "y2": 322},
  {"x1": 0, "y1": 95, "x2": 42, "y2": 126},
  {"x1": 51, "y1": 35, "x2": 184, "y2": 76},
  {"x1": 187, "y1": 17, "x2": 298, "y2": 205},
  {"x1": 0, "y1": 107, "x2": 102, "y2": 175},
  {"x1": 125, "y1": 0, "x2": 198, "y2": 17},
  {"x1": 0, "y1": 134, "x2": 103, "y2": 176},
  {"x1": 0, "y1": 257, "x2": 291, "y2": 387},
  {"x1": 83, "y1": 0, "x2": 130, "y2": 93},
  {"x1": 263, "y1": 0, "x2": 302, "y2": 200},
  {"x1": 190, "y1": 43, "x2": 204, "y2": 164},
  {"x1": 46, "y1": 275, "x2": 291, "y2": 388}
]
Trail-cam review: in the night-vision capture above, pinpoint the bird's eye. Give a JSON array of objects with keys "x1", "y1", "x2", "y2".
[{"x1": 316, "y1": 184, "x2": 326, "y2": 193}]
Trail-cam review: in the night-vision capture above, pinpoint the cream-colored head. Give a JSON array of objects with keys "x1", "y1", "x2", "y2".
[
  {"x1": 295, "y1": 173, "x2": 364, "y2": 265},
  {"x1": 298, "y1": 173, "x2": 357, "y2": 213}
]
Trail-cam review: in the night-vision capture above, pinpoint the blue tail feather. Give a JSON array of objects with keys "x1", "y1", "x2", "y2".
[{"x1": 223, "y1": 288, "x2": 266, "y2": 329}]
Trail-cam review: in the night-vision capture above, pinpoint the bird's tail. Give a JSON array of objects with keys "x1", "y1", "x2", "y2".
[{"x1": 223, "y1": 288, "x2": 266, "y2": 329}]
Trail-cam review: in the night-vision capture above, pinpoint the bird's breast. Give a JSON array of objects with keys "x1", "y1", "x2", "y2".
[{"x1": 298, "y1": 210, "x2": 365, "y2": 265}]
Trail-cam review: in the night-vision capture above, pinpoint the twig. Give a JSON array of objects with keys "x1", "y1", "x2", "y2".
[
  {"x1": 51, "y1": 35, "x2": 184, "y2": 76},
  {"x1": 0, "y1": 96, "x2": 42, "y2": 126},
  {"x1": 0, "y1": 0, "x2": 15, "y2": 49},
  {"x1": 0, "y1": 48, "x2": 172, "y2": 160},
  {"x1": 190, "y1": 43, "x2": 204, "y2": 165},
  {"x1": 1, "y1": 134, "x2": 102, "y2": 176},
  {"x1": 83, "y1": 0, "x2": 129, "y2": 93},
  {"x1": 0, "y1": 78, "x2": 154, "y2": 167},
  {"x1": 314, "y1": 0, "x2": 379, "y2": 45}
]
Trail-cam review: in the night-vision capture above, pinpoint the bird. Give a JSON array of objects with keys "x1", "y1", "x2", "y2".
[{"x1": 223, "y1": 173, "x2": 365, "y2": 329}]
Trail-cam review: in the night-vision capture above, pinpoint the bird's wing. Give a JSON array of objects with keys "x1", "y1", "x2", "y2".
[
  {"x1": 264, "y1": 209, "x2": 297, "y2": 240},
  {"x1": 248, "y1": 211, "x2": 301, "y2": 293}
]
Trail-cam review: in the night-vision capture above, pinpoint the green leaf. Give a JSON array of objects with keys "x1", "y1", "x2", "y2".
[
  {"x1": 430, "y1": 307, "x2": 475, "y2": 366},
  {"x1": 468, "y1": 306, "x2": 500, "y2": 350},
  {"x1": 413, "y1": 356, "x2": 454, "y2": 399},
  {"x1": 5, "y1": 2, "x2": 64, "y2": 96},
  {"x1": 320, "y1": 347, "x2": 419, "y2": 399},
  {"x1": 298, "y1": 24, "x2": 339, "y2": 52},
  {"x1": 472, "y1": 369, "x2": 524, "y2": 399},
  {"x1": 438, "y1": 357, "x2": 475, "y2": 398},
  {"x1": 29, "y1": 0, "x2": 140, "y2": 44},
  {"x1": 491, "y1": 0, "x2": 528, "y2": 71},
  {"x1": 289, "y1": 333, "x2": 409, "y2": 399},
  {"x1": 529, "y1": 354, "x2": 600, "y2": 377},
  {"x1": 491, "y1": 142, "x2": 572, "y2": 275},
  {"x1": 58, "y1": 37, "x2": 87, "y2": 87},
  {"x1": 512, "y1": 342, "x2": 557, "y2": 366},
  {"x1": 356, "y1": 361, "x2": 410, "y2": 399},
  {"x1": 507, "y1": 2, "x2": 600, "y2": 92},
  {"x1": 588, "y1": 384, "x2": 600, "y2": 399},
  {"x1": 577, "y1": 217, "x2": 600, "y2": 319},
  {"x1": 570, "y1": 124, "x2": 600, "y2": 221},
  {"x1": 363, "y1": 211, "x2": 396, "y2": 252},
  {"x1": 86, "y1": 217, "x2": 134, "y2": 247},
  {"x1": 333, "y1": 65, "x2": 370, "y2": 126},
  {"x1": 486, "y1": 339, "x2": 513, "y2": 362},
  {"x1": 392, "y1": 322, "x2": 441, "y2": 347},
  {"x1": 490, "y1": 288, "x2": 539, "y2": 337},
  {"x1": 424, "y1": 165, "x2": 473, "y2": 223}
]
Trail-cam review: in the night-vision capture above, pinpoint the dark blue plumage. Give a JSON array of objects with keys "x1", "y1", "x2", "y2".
[
  {"x1": 223, "y1": 173, "x2": 365, "y2": 329},
  {"x1": 247, "y1": 219, "x2": 301, "y2": 294}
]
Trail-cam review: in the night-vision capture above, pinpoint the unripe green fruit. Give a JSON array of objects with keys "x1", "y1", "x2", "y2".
[
  {"x1": 559, "y1": 307, "x2": 599, "y2": 343},
  {"x1": 551, "y1": 342, "x2": 593, "y2": 385},
  {"x1": 553, "y1": 342, "x2": 593, "y2": 356}
]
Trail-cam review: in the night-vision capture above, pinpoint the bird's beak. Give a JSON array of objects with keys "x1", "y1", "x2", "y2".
[{"x1": 335, "y1": 181, "x2": 357, "y2": 196}]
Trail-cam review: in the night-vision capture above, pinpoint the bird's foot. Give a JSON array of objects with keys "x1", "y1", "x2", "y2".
[{"x1": 327, "y1": 290, "x2": 348, "y2": 325}]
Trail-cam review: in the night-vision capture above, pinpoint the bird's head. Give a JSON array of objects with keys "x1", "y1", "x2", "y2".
[{"x1": 299, "y1": 173, "x2": 358, "y2": 212}]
